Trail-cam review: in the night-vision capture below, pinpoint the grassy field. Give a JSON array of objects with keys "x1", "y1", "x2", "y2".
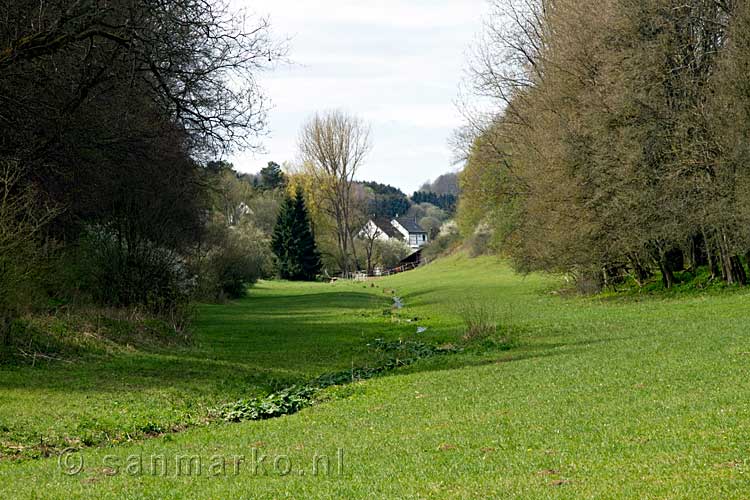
[
  {"x1": 0, "y1": 280, "x2": 417, "y2": 458},
  {"x1": 2, "y1": 253, "x2": 750, "y2": 498}
]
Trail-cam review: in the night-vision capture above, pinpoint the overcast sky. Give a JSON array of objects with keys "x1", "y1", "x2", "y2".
[{"x1": 230, "y1": 0, "x2": 488, "y2": 193}]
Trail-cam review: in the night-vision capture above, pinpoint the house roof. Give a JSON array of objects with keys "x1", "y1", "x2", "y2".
[
  {"x1": 372, "y1": 218, "x2": 402, "y2": 238},
  {"x1": 395, "y1": 217, "x2": 427, "y2": 234}
]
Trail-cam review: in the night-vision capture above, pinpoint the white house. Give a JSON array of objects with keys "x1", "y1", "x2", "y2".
[{"x1": 360, "y1": 217, "x2": 428, "y2": 250}]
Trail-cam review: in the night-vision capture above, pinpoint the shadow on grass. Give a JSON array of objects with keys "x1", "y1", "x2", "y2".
[
  {"x1": 391, "y1": 334, "x2": 636, "y2": 381},
  {"x1": 1, "y1": 283, "x2": 635, "y2": 397},
  {"x1": 0, "y1": 291, "x2": 395, "y2": 392},
  {"x1": 0, "y1": 285, "x2": 631, "y2": 458}
]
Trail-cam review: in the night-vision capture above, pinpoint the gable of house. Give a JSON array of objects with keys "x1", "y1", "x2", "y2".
[
  {"x1": 361, "y1": 217, "x2": 428, "y2": 249},
  {"x1": 392, "y1": 217, "x2": 428, "y2": 248},
  {"x1": 372, "y1": 218, "x2": 403, "y2": 239},
  {"x1": 394, "y1": 217, "x2": 427, "y2": 235}
]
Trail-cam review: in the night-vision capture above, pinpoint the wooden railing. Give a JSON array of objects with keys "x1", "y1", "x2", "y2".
[
  {"x1": 348, "y1": 260, "x2": 429, "y2": 281},
  {"x1": 381, "y1": 261, "x2": 421, "y2": 276},
  {"x1": 334, "y1": 259, "x2": 430, "y2": 282}
]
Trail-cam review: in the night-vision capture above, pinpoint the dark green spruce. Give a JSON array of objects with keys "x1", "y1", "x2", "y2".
[{"x1": 271, "y1": 189, "x2": 322, "y2": 281}]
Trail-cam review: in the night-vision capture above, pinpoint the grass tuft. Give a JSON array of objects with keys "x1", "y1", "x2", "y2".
[{"x1": 452, "y1": 299, "x2": 517, "y2": 349}]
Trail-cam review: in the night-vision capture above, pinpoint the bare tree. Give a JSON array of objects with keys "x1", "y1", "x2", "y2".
[
  {"x1": 359, "y1": 223, "x2": 383, "y2": 276},
  {"x1": 298, "y1": 111, "x2": 372, "y2": 276},
  {"x1": 0, "y1": 0, "x2": 285, "y2": 157},
  {"x1": 468, "y1": 0, "x2": 550, "y2": 116}
]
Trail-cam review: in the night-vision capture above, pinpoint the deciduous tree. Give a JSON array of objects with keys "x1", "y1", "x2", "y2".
[{"x1": 298, "y1": 111, "x2": 371, "y2": 275}]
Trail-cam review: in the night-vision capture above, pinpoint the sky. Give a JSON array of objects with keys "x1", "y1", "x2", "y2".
[{"x1": 230, "y1": 0, "x2": 488, "y2": 194}]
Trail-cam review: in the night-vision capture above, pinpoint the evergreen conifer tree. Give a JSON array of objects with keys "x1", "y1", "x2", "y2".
[
  {"x1": 271, "y1": 194, "x2": 294, "y2": 279},
  {"x1": 271, "y1": 189, "x2": 321, "y2": 281},
  {"x1": 290, "y1": 189, "x2": 322, "y2": 280}
]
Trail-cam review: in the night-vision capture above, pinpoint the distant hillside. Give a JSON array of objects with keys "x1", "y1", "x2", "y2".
[{"x1": 360, "y1": 181, "x2": 411, "y2": 219}]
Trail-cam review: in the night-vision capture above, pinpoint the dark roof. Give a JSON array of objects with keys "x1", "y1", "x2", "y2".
[
  {"x1": 399, "y1": 249, "x2": 423, "y2": 265},
  {"x1": 395, "y1": 217, "x2": 426, "y2": 234},
  {"x1": 372, "y1": 218, "x2": 402, "y2": 238}
]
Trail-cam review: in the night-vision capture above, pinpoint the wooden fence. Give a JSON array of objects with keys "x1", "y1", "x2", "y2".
[{"x1": 346, "y1": 260, "x2": 428, "y2": 281}]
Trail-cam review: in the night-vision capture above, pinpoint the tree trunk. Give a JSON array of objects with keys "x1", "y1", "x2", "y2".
[
  {"x1": 707, "y1": 255, "x2": 718, "y2": 280},
  {"x1": 658, "y1": 252, "x2": 675, "y2": 289},
  {"x1": 365, "y1": 240, "x2": 375, "y2": 276},
  {"x1": 0, "y1": 313, "x2": 12, "y2": 347},
  {"x1": 716, "y1": 230, "x2": 743, "y2": 285},
  {"x1": 690, "y1": 233, "x2": 708, "y2": 269},
  {"x1": 731, "y1": 256, "x2": 747, "y2": 286},
  {"x1": 335, "y1": 212, "x2": 350, "y2": 277},
  {"x1": 685, "y1": 237, "x2": 700, "y2": 273},
  {"x1": 628, "y1": 254, "x2": 651, "y2": 287},
  {"x1": 703, "y1": 229, "x2": 717, "y2": 280},
  {"x1": 348, "y1": 231, "x2": 360, "y2": 271},
  {"x1": 602, "y1": 266, "x2": 610, "y2": 289}
]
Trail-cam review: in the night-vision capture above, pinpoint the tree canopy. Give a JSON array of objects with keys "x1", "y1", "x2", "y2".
[{"x1": 459, "y1": 0, "x2": 750, "y2": 291}]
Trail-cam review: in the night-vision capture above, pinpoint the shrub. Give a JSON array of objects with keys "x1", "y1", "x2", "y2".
[
  {"x1": 246, "y1": 192, "x2": 282, "y2": 234},
  {"x1": 194, "y1": 221, "x2": 272, "y2": 301},
  {"x1": 573, "y1": 270, "x2": 605, "y2": 295},
  {"x1": 0, "y1": 160, "x2": 60, "y2": 346},
  {"x1": 422, "y1": 224, "x2": 462, "y2": 261},
  {"x1": 73, "y1": 227, "x2": 194, "y2": 311},
  {"x1": 375, "y1": 239, "x2": 412, "y2": 269},
  {"x1": 453, "y1": 299, "x2": 516, "y2": 348},
  {"x1": 2, "y1": 306, "x2": 193, "y2": 366},
  {"x1": 467, "y1": 224, "x2": 494, "y2": 258},
  {"x1": 208, "y1": 235, "x2": 264, "y2": 299}
]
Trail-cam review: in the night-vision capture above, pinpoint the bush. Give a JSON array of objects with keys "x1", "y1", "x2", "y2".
[
  {"x1": 453, "y1": 299, "x2": 516, "y2": 349},
  {"x1": 375, "y1": 239, "x2": 412, "y2": 269},
  {"x1": 422, "y1": 223, "x2": 462, "y2": 261},
  {"x1": 209, "y1": 238, "x2": 264, "y2": 299},
  {"x1": 0, "y1": 238, "x2": 46, "y2": 347},
  {"x1": 3, "y1": 307, "x2": 193, "y2": 365},
  {"x1": 573, "y1": 270, "x2": 604, "y2": 295},
  {"x1": 467, "y1": 224, "x2": 494, "y2": 258},
  {"x1": 246, "y1": 192, "x2": 282, "y2": 234},
  {"x1": 72, "y1": 226, "x2": 195, "y2": 312},
  {"x1": 194, "y1": 221, "x2": 272, "y2": 301},
  {"x1": 0, "y1": 160, "x2": 59, "y2": 346}
]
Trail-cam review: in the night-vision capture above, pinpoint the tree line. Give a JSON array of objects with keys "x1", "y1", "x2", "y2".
[
  {"x1": 0, "y1": 0, "x2": 461, "y2": 354},
  {"x1": 459, "y1": 0, "x2": 750, "y2": 291},
  {"x1": 411, "y1": 192, "x2": 457, "y2": 214},
  {"x1": 0, "y1": 0, "x2": 283, "y2": 347}
]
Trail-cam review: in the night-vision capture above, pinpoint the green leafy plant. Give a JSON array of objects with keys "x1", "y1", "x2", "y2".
[
  {"x1": 219, "y1": 339, "x2": 463, "y2": 423},
  {"x1": 220, "y1": 386, "x2": 317, "y2": 423}
]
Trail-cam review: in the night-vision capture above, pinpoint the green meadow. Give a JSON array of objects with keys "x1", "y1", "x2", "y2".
[{"x1": 2, "y1": 253, "x2": 750, "y2": 498}]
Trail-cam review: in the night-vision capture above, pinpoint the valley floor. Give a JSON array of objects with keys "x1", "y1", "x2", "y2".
[{"x1": 2, "y1": 254, "x2": 749, "y2": 498}]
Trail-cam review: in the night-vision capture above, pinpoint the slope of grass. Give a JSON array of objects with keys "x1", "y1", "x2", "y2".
[
  {"x1": 2, "y1": 253, "x2": 750, "y2": 498},
  {"x1": 0, "y1": 281, "x2": 410, "y2": 458}
]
